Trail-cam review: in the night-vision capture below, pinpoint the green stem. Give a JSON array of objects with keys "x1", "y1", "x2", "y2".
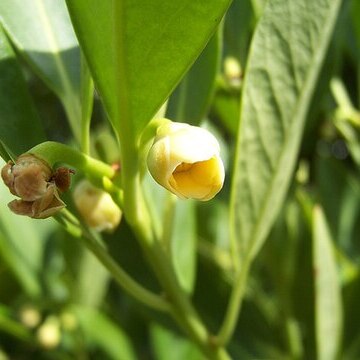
[
  {"x1": 117, "y1": 174, "x2": 231, "y2": 359},
  {"x1": 29, "y1": 141, "x2": 115, "y2": 180},
  {"x1": 110, "y1": 3, "x2": 230, "y2": 357},
  {"x1": 81, "y1": 229, "x2": 170, "y2": 312},
  {"x1": 330, "y1": 77, "x2": 360, "y2": 127},
  {"x1": 216, "y1": 256, "x2": 251, "y2": 346},
  {"x1": 56, "y1": 210, "x2": 170, "y2": 313}
]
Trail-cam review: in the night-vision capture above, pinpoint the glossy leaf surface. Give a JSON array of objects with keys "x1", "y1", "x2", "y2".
[{"x1": 65, "y1": 0, "x2": 231, "y2": 135}]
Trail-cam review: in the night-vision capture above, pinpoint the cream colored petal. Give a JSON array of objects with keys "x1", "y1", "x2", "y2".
[
  {"x1": 147, "y1": 120, "x2": 225, "y2": 201},
  {"x1": 73, "y1": 180, "x2": 121, "y2": 232}
]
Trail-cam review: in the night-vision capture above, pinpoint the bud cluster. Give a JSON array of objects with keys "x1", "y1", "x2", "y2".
[{"x1": 1, "y1": 154, "x2": 72, "y2": 219}]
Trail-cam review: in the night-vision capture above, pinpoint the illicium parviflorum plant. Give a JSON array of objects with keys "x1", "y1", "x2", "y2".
[{"x1": 0, "y1": 0, "x2": 356, "y2": 359}]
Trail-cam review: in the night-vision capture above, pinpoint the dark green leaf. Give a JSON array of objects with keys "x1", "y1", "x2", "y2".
[
  {"x1": 0, "y1": 0, "x2": 81, "y2": 142},
  {"x1": 166, "y1": 31, "x2": 220, "y2": 125},
  {"x1": 224, "y1": 0, "x2": 254, "y2": 67},
  {"x1": 0, "y1": 25, "x2": 45, "y2": 158}
]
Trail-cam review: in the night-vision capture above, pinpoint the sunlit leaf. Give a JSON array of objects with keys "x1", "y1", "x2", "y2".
[
  {"x1": 65, "y1": 0, "x2": 231, "y2": 136},
  {"x1": 231, "y1": 0, "x2": 343, "y2": 260},
  {"x1": 313, "y1": 205, "x2": 342, "y2": 360}
]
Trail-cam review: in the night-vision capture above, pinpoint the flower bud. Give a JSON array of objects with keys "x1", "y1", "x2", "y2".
[
  {"x1": 19, "y1": 305, "x2": 41, "y2": 329},
  {"x1": 224, "y1": 56, "x2": 242, "y2": 87},
  {"x1": 1, "y1": 154, "x2": 51, "y2": 201},
  {"x1": 147, "y1": 120, "x2": 225, "y2": 201},
  {"x1": 73, "y1": 179, "x2": 121, "y2": 232},
  {"x1": 1, "y1": 154, "x2": 71, "y2": 219},
  {"x1": 36, "y1": 316, "x2": 61, "y2": 350}
]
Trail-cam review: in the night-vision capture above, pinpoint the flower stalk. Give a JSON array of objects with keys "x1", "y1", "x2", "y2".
[{"x1": 56, "y1": 209, "x2": 170, "y2": 312}]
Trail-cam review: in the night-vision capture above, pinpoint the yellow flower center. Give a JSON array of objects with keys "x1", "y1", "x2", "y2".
[{"x1": 169, "y1": 157, "x2": 222, "y2": 200}]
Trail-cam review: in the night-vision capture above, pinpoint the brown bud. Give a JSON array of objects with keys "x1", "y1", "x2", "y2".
[
  {"x1": 1, "y1": 154, "x2": 71, "y2": 219},
  {"x1": 1, "y1": 154, "x2": 52, "y2": 201},
  {"x1": 1, "y1": 161, "x2": 16, "y2": 195}
]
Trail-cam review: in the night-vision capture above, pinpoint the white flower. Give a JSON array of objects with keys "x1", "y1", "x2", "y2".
[{"x1": 147, "y1": 120, "x2": 224, "y2": 201}]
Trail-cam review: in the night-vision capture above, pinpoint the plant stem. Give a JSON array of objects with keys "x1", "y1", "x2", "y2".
[
  {"x1": 110, "y1": 3, "x2": 231, "y2": 356},
  {"x1": 29, "y1": 141, "x2": 115, "y2": 180},
  {"x1": 216, "y1": 256, "x2": 251, "y2": 346},
  {"x1": 331, "y1": 77, "x2": 360, "y2": 127},
  {"x1": 80, "y1": 229, "x2": 170, "y2": 312},
  {"x1": 56, "y1": 210, "x2": 170, "y2": 312}
]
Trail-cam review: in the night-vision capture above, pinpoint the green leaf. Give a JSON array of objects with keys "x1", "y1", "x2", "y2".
[
  {"x1": 0, "y1": 0, "x2": 81, "y2": 142},
  {"x1": 73, "y1": 306, "x2": 137, "y2": 360},
  {"x1": 224, "y1": 0, "x2": 254, "y2": 67},
  {"x1": 0, "y1": 166, "x2": 55, "y2": 297},
  {"x1": 150, "y1": 323, "x2": 203, "y2": 360},
  {"x1": 231, "y1": 0, "x2": 343, "y2": 260},
  {"x1": 79, "y1": 54, "x2": 94, "y2": 154},
  {"x1": 75, "y1": 250, "x2": 109, "y2": 307},
  {"x1": 313, "y1": 205, "x2": 342, "y2": 360},
  {"x1": 143, "y1": 176, "x2": 197, "y2": 294},
  {"x1": 171, "y1": 200, "x2": 197, "y2": 294},
  {"x1": 0, "y1": 25, "x2": 45, "y2": 159},
  {"x1": 211, "y1": 82, "x2": 240, "y2": 136},
  {"x1": 166, "y1": 31, "x2": 221, "y2": 125},
  {"x1": 65, "y1": 0, "x2": 231, "y2": 136}
]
